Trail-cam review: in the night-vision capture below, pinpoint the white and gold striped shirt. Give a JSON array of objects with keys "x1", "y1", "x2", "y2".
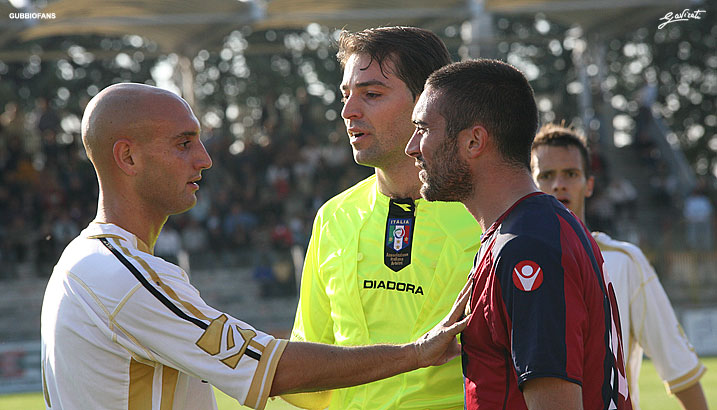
[
  {"x1": 594, "y1": 232, "x2": 705, "y2": 410},
  {"x1": 41, "y1": 222, "x2": 287, "y2": 409}
]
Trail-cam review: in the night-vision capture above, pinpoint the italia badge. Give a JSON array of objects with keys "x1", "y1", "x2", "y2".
[
  {"x1": 384, "y1": 198, "x2": 416, "y2": 272},
  {"x1": 387, "y1": 221, "x2": 410, "y2": 251}
]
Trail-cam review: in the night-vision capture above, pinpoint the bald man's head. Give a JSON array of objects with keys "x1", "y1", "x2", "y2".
[{"x1": 81, "y1": 83, "x2": 195, "y2": 176}]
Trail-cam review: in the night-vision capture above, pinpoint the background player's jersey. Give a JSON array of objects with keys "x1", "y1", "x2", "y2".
[
  {"x1": 291, "y1": 175, "x2": 481, "y2": 410},
  {"x1": 594, "y1": 232, "x2": 706, "y2": 410},
  {"x1": 461, "y1": 193, "x2": 631, "y2": 410},
  {"x1": 41, "y1": 222, "x2": 287, "y2": 410}
]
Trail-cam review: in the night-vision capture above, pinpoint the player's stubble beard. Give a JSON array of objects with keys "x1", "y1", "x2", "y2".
[{"x1": 418, "y1": 135, "x2": 474, "y2": 202}]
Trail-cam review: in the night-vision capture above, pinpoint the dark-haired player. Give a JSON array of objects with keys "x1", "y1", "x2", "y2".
[{"x1": 406, "y1": 59, "x2": 632, "y2": 409}]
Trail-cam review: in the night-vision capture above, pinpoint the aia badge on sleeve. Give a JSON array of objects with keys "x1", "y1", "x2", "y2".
[{"x1": 512, "y1": 260, "x2": 543, "y2": 291}]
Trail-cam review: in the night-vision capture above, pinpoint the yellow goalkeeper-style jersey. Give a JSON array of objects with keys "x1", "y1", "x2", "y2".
[{"x1": 290, "y1": 175, "x2": 481, "y2": 410}]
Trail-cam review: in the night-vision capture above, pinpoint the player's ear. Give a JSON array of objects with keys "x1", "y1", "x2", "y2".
[
  {"x1": 464, "y1": 124, "x2": 488, "y2": 159},
  {"x1": 113, "y1": 138, "x2": 137, "y2": 176},
  {"x1": 585, "y1": 175, "x2": 595, "y2": 198}
]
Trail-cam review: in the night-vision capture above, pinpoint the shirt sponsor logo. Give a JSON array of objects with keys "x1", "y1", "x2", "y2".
[
  {"x1": 363, "y1": 279, "x2": 424, "y2": 295},
  {"x1": 512, "y1": 260, "x2": 543, "y2": 291}
]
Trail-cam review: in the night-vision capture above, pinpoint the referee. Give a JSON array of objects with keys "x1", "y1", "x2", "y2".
[{"x1": 287, "y1": 27, "x2": 481, "y2": 410}]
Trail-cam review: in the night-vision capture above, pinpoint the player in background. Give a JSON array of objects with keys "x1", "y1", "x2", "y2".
[
  {"x1": 287, "y1": 26, "x2": 481, "y2": 410},
  {"x1": 40, "y1": 83, "x2": 471, "y2": 410},
  {"x1": 531, "y1": 123, "x2": 708, "y2": 410},
  {"x1": 406, "y1": 59, "x2": 632, "y2": 409}
]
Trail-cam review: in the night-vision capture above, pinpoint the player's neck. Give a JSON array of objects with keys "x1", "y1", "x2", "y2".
[
  {"x1": 577, "y1": 208, "x2": 589, "y2": 231},
  {"x1": 95, "y1": 193, "x2": 167, "y2": 254},
  {"x1": 375, "y1": 158, "x2": 422, "y2": 200},
  {"x1": 463, "y1": 166, "x2": 539, "y2": 232}
]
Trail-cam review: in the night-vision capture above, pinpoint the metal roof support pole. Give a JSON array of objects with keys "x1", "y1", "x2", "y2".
[
  {"x1": 569, "y1": 27, "x2": 596, "y2": 139},
  {"x1": 460, "y1": 0, "x2": 495, "y2": 59},
  {"x1": 177, "y1": 54, "x2": 196, "y2": 113}
]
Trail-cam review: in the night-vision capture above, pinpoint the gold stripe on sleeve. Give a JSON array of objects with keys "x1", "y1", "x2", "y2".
[
  {"x1": 245, "y1": 339, "x2": 288, "y2": 409},
  {"x1": 665, "y1": 363, "x2": 707, "y2": 394},
  {"x1": 249, "y1": 339, "x2": 266, "y2": 354},
  {"x1": 42, "y1": 358, "x2": 51, "y2": 408},
  {"x1": 129, "y1": 359, "x2": 154, "y2": 409},
  {"x1": 112, "y1": 238, "x2": 211, "y2": 321},
  {"x1": 160, "y1": 366, "x2": 179, "y2": 410},
  {"x1": 256, "y1": 339, "x2": 288, "y2": 410}
]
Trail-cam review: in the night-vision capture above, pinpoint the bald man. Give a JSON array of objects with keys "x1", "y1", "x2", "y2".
[{"x1": 40, "y1": 83, "x2": 470, "y2": 410}]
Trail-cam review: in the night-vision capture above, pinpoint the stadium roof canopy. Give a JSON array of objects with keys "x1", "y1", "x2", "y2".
[{"x1": 0, "y1": 0, "x2": 698, "y2": 61}]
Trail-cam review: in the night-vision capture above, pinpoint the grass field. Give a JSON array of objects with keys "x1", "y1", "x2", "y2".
[{"x1": 2, "y1": 357, "x2": 714, "y2": 409}]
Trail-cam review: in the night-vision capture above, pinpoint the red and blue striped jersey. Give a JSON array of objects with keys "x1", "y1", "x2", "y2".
[{"x1": 461, "y1": 192, "x2": 631, "y2": 410}]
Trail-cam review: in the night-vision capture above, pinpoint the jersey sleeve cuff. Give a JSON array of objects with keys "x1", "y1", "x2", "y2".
[
  {"x1": 244, "y1": 338, "x2": 289, "y2": 409},
  {"x1": 665, "y1": 362, "x2": 706, "y2": 394},
  {"x1": 517, "y1": 371, "x2": 582, "y2": 390}
]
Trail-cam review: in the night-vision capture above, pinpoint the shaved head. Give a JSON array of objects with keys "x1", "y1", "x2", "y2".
[
  {"x1": 81, "y1": 83, "x2": 194, "y2": 176},
  {"x1": 79, "y1": 82, "x2": 210, "y2": 249}
]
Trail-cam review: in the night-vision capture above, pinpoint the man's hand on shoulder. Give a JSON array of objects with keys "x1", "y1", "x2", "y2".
[{"x1": 412, "y1": 279, "x2": 472, "y2": 367}]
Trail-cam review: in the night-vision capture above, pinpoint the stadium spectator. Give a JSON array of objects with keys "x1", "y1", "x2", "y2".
[
  {"x1": 608, "y1": 177, "x2": 638, "y2": 220},
  {"x1": 181, "y1": 217, "x2": 209, "y2": 255},
  {"x1": 35, "y1": 97, "x2": 61, "y2": 135},
  {"x1": 155, "y1": 225, "x2": 183, "y2": 264},
  {"x1": 684, "y1": 184, "x2": 714, "y2": 251}
]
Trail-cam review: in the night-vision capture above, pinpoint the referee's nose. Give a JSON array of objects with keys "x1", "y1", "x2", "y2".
[{"x1": 341, "y1": 93, "x2": 362, "y2": 121}]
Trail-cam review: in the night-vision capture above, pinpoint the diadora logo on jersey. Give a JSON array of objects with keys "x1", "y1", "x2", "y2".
[
  {"x1": 512, "y1": 260, "x2": 543, "y2": 291},
  {"x1": 363, "y1": 279, "x2": 424, "y2": 295},
  {"x1": 196, "y1": 314, "x2": 257, "y2": 368},
  {"x1": 396, "y1": 203, "x2": 412, "y2": 212}
]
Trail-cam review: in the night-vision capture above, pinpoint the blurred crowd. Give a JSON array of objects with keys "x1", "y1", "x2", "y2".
[
  {"x1": 0, "y1": 98, "x2": 98, "y2": 279},
  {"x1": 1, "y1": 94, "x2": 714, "y2": 285},
  {"x1": 584, "y1": 103, "x2": 714, "y2": 250},
  {"x1": 0, "y1": 95, "x2": 369, "y2": 290}
]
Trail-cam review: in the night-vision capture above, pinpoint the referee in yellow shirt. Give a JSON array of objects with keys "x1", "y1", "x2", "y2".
[{"x1": 286, "y1": 26, "x2": 481, "y2": 410}]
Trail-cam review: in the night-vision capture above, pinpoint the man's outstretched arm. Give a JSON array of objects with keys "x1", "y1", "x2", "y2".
[
  {"x1": 522, "y1": 377, "x2": 583, "y2": 410},
  {"x1": 270, "y1": 279, "x2": 472, "y2": 396}
]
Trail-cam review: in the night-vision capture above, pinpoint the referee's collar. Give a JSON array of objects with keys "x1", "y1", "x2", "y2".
[{"x1": 374, "y1": 180, "x2": 423, "y2": 206}]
